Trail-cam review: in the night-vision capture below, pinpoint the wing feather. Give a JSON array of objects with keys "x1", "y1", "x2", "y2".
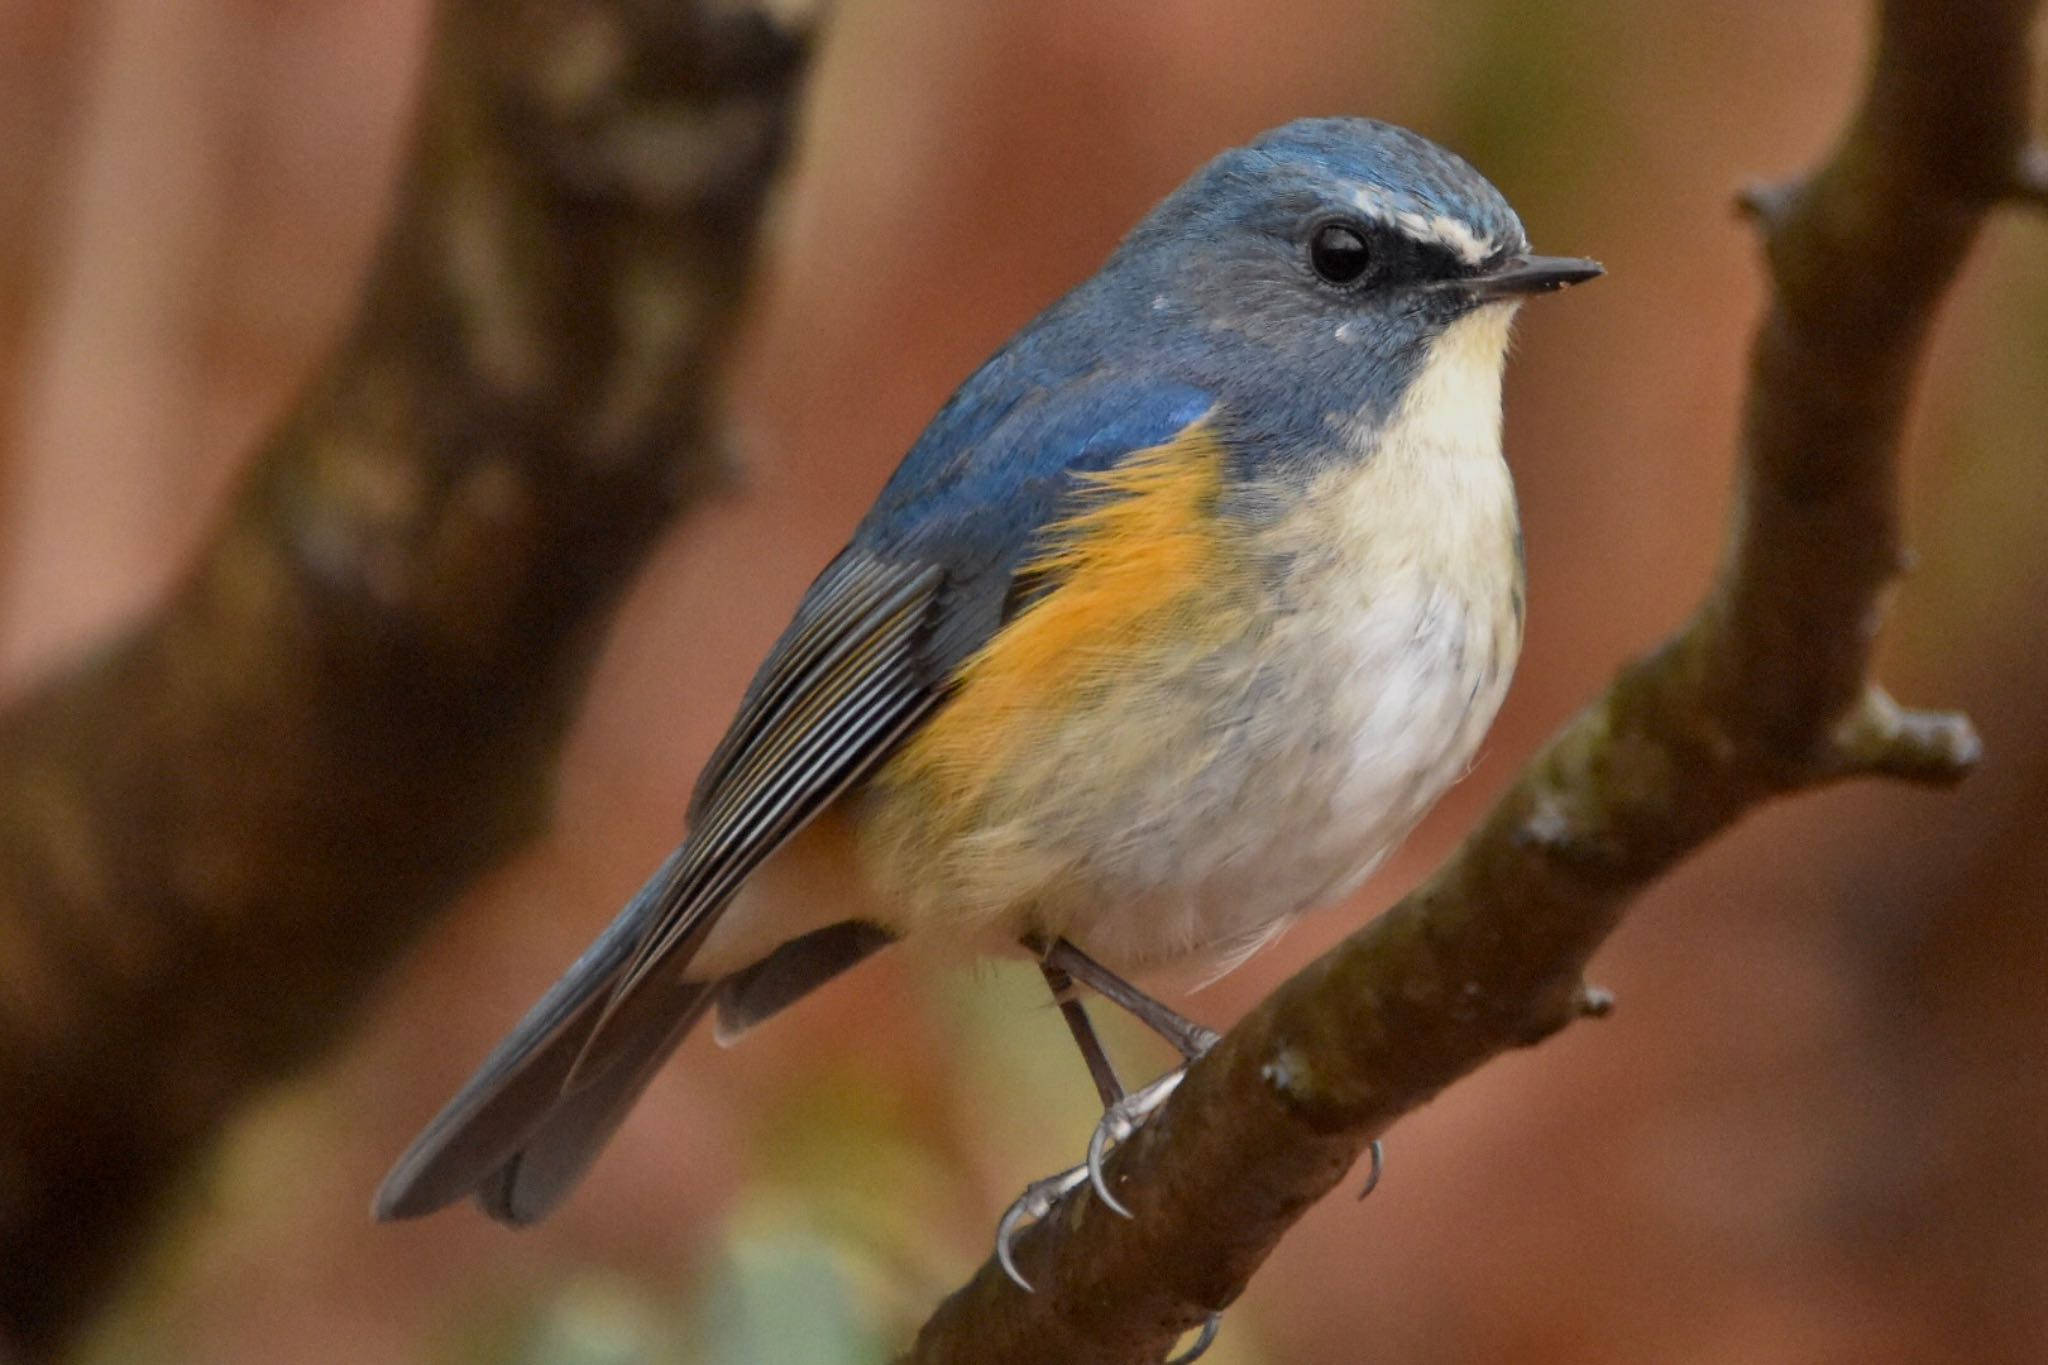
[
  {"x1": 375, "y1": 554, "x2": 941, "y2": 1221},
  {"x1": 688, "y1": 552, "x2": 916, "y2": 819},
  {"x1": 595, "y1": 566, "x2": 938, "y2": 1014}
]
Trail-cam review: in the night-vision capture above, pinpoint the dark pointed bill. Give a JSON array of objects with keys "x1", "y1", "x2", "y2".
[{"x1": 1467, "y1": 253, "x2": 1605, "y2": 299}]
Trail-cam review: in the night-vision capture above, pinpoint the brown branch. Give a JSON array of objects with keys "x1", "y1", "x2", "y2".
[
  {"x1": 906, "y1": 1, "x2": 2029, "y2": 1359},
  {"x1": 0, "y1": 1, "x2": 814, "y2": 1355},
  {"x1": 2012, "y1": 142, "x2": 2048, "y2": 206}
]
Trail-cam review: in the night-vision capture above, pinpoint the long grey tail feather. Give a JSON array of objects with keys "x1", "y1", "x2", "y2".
[
  {"x1": 466, "y1": 922, "x2": 894, "y2": 1222},
  {"x1": 375, "y1": 866, "x2": 892, "y2": 1223},
  {"x1": 477, "y1": 975, "x2": 716, "y2": 1225},
  {"x1": 374, "y1": 847, "x2": 702, "y2": 1222}
]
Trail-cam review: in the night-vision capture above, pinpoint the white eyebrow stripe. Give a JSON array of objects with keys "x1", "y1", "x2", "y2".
[
  {"x1": 1348, "y1": 185, "x2": 1496, "y2": 266},
  {"x1": 1350, "y1": 184, "x2": 1394, "y2": 217},
  {"x1": 1425, "y1": 214, "x2": 1493, "y2": 265}
]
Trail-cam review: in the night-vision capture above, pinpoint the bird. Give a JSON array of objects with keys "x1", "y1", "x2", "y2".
[{"x1": 374, "y1": 116, "x2": 1599, "y2": 1287}]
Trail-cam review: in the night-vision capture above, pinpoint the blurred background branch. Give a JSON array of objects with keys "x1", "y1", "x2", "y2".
[
  {"x1": 0, "y1": 0, "x2": 814, "y2": 1355},
  {"x1": 908, "y1": 1, "x2": 2031, "y2": 1358}
]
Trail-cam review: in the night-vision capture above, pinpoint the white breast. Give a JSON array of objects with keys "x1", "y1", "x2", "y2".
[{"x1": 1020, "y1": 306, "x2": 1528, "y2": 973}]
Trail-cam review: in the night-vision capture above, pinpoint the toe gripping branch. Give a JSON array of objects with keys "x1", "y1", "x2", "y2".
[{"x1": 997, "y1": 938, "x2": 1390, "y2": 1362}]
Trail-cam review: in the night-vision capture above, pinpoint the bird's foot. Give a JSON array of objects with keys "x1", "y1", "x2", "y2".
[
  {"x1": 995, "y1": 1162, "x2": 1221, "y2": 1361},
  {"x1": 992, "y1": 1063, "x2": 1193, "y2": 1290},
  {"x1": 993, "y1": 1060, "x2": 1225, "y2": 1359},
  {"x1": 1086, "y1": 1066, "x2": 1186, "y2": 1216},
  {"x1": 995, "y1": 1164, "x2": 1087, "y2": 1292}
]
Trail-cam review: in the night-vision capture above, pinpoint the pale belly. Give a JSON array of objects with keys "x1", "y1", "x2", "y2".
[
  {"x1": 853, "y1": 573, "x2": 1519, "y2": 975},
  {"x1": 700, "y1": 307, "x2": 1528, "y2": 983}
]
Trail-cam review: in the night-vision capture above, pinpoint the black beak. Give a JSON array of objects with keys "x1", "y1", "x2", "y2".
[{"x1": 1468, "y1": 253, "x2": 1604, "y2": 299}]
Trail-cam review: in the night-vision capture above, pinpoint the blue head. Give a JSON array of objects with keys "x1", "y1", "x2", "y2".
[
  {"x1": 856, "y1": 117, "x2": 1598, "y2": 583},
  {"x1": 1094, "y1": 117, "x2": 1599, "y2": 437}
]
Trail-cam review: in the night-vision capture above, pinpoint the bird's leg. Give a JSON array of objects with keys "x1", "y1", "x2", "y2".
[
  {"x1": 1035, "y1": 951, "x2": 1176, "y2": 1214},
  {"x1": 994, "y1": 961, "x2": 1127, "y2": 1293},
  {"x1": 1008, "y1": 936, "x2": 1224, "y2": 1223},
  {"x1": 1039, "y1": 936, "x2": 1221, "y2": 1060},
  {"x1": 1040, "y1": 936, "x2": 1390, "y2": 1205},
  {"x1": 993, "y1": 941, "x2": 1229, "y2": 1357},
  {"x1": 1041, "y1": 960, "x2": 1127, "y2": 1109}
]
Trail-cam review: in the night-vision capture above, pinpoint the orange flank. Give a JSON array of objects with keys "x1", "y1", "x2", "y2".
[{"x1": 879, "y1": 418, "x2": 1248, "y2": 821}]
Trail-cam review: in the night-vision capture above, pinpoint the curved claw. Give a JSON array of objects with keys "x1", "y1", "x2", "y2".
[
  {"x1": 1087, "y1": 1108, "x2": 1136, "y2": 1218},
  {"x1": 1356, "y1": 1138, "x2": 1384, "y2": 1201},
  {"x1": 1165, "y1": 1313, "x2": 1222, "y2": 1364},
  {"x1": 996, "y1": 1165, "x2": 1088, "y2": 1292},
  {"x1": 995, "y1": 1202, "x2": 1035, "y2": 1292},
  {"x1": 1086, "y1": 1069, "x2": 1187, "y2": 1218}
]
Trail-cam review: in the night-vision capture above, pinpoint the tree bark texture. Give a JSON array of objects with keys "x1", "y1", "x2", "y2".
[{"x1": 0, "y1": 1, "x2": 814, "y2": 1354}]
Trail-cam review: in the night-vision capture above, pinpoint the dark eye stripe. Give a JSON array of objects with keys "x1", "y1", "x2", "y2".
[{"x1": 1299, "y1": 210, "x2": 1487, "y2": 291}]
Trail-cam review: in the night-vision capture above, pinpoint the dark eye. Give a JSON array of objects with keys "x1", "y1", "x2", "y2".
[{"x1": 1309, "y1": 222, "x2": 1372, "y2": 285}]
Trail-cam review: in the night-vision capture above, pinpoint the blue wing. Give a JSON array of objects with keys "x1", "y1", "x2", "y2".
[
  {"x1": 375, "y1": 351, "x2": 1215, "y2": 1225},
  {"x1": 852, "y1": 371, "x2": 1217, "y2": 671},
  {"x1": 695, "y1": 370, "x2": 1216, "y2": 815}
]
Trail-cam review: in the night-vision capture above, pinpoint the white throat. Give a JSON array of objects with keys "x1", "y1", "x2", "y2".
[{"x1": 1379, "y1": 301, "x2": 1516, "y2": 469}]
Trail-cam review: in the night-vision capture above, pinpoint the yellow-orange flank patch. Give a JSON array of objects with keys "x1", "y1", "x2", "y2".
[{"x1": 881, "y1": 418, "x2": 1242, "y2": 819}]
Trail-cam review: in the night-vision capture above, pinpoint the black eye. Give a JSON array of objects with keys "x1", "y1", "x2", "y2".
[{"x1": 1309, "y1": 222, "x2": 1372, "y2": 285}]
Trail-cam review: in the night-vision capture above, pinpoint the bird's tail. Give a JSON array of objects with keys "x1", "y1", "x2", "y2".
[
  {"x1": 374, "y1": 848, "x2": 718, "y2": 1225},
  {"x1": 473, "y1": 973, "x2": 715, "y2": 1225}
]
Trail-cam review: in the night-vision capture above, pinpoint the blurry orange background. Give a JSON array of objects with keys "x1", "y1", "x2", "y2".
[{"x1": 2, "y1": 2, "x2": 2043, "y2": 1362}]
